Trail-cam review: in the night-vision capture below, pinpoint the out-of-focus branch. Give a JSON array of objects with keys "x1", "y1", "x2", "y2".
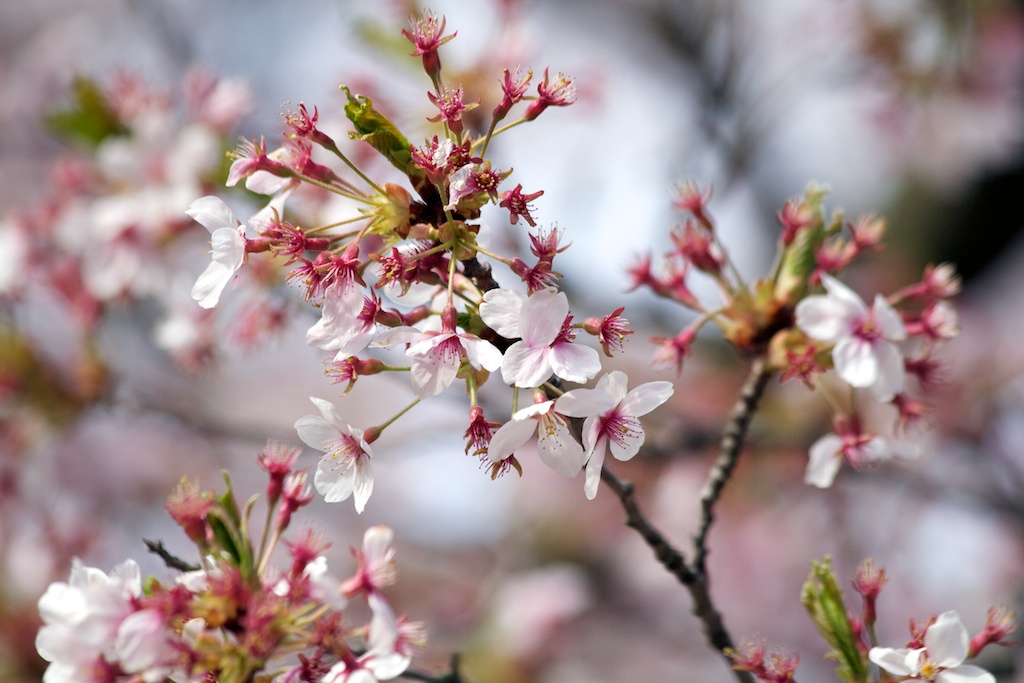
[
  {"x1": 400, "y1": 653, "x2": 467, "y2": 683},
  {"x1": 144, "y1": 538, "x2": 200, "y2": 572},
  {"x1": 601, "y1": 356, "x2": 772, "y2": 683}
]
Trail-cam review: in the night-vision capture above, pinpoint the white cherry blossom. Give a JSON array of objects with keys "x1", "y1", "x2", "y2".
[
  {"x1": 869, "y1": 611, "x2": 995, "y2": 683},
  {"x1": 307, "y1": 284, "x2": 378, "y2": 361},
  {"x1": 295, "y1": 397, "x2": 374, "y2": 513},
  {"x1": 559, "y1": 371, "x2": 674, "y2": 499},
  {"x1": 488, "y1": 390, "x2": 613, "y2": 478},
  {"x1": 186, "y1": 196, "x2": 248, "y2": 308},
  {"x1": 479, "y1": 287, "x2": 601, "y2": 388},
  {"x1": 795, "y1": 274, "x2": 906, "y2": 400}
]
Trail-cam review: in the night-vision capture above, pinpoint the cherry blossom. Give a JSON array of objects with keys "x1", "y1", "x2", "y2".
[
  {"x1": 185, "y1": 195, "x2": 249, "y2": 308},
  {"x1": 869, "y1": 611, "x2": 995, "y2": 683},
  {"x1": 795, "y1": 274, "x2": 906, "y2": 400},
  {"x1": 322, "y1": 595, "x2": 410, "y2": 683},
  {"x1": 804, "y1": 425, "x2": 890, "y2": 488},
  {"x1": 479, "y1": 287, "x2": 601, "y2": 388},
  {"x1": 373, "y1": 310, "x2": 502, "y2": 398},
  {"x1": 488, "y1": 390, "x2": 613, "y2": 478},
  {"x1": 560, "y1": 371, "x2": 674, "y2": 499},
  {"x1": 307, "y1": 284, "x2": 380, "y2": 362},
  {"x1": 294, "y1": 397, "x2": 374, "y2": 513}
]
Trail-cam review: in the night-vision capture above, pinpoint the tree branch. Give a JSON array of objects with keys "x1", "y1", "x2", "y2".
[
  {"x1": 693, "y1": 356, "x2": 772, "y2": 574},
  {"x1": 600, "y1": 356, "x2": 772, "y2": 683}
]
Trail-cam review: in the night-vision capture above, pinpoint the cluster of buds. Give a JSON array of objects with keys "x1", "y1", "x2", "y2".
[
  {"x1": 184, "y1": 9, "x2": 671, "y2": 509},
  {"x1": 731, "y1": 557, "x2": 1017, "y2": 682},
  {"x1": 635, "y1": 182, "x2": 960, "y2": 488},
  {"x1": 36, "y1": 440, "x2": 423, "y2": 683}
]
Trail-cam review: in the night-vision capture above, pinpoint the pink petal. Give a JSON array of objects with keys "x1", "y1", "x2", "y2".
[
  {"x1": 595, "y1": 370, "x2": 629, "y2": 403},
  {"x1": 556, "y1": 388, "x2": 616, "y2": 418}
]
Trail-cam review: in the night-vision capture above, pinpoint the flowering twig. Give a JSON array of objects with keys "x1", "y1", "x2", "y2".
[
  {"x1": 693, "y1": 356, "x2": 772, "y2": 574},
  {"x1": 143, "y1": 538, "x2": 199, "y2": 572},
  {"x1": 600, "y1": 356, "x2": 772, "y2": 683}
]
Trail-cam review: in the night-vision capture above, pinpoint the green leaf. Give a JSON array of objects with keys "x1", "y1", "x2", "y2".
[
  {"x1": 44, "y1": 76, "x2": 128, "y2": 148},
  {"x1": 207, "y1": 472, "x2": 256, "y2": 582},
  {"x1": 801, "y1": 557, "x2": 869, "y2": 683},
  {"x1": 341, "y1": 85, "x2": 424, "y2": 183}
]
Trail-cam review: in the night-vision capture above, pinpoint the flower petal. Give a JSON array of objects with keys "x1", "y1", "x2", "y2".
[
  {"x1": 549, "y1": 342, "x2": 601, "y2": 384},
  {"x1": 795, "y1": 294, "x2": 860, "y2": 343},
  {"x1": 556, "y1": 388, "x2": 616, "y2": 418},
  {"x1": 501, "y1": 342, "x2": 553, "y2": 388},
  {"x1": 294, "y1": 415, "x2": 337, "y2": 452},
  {"x1": 191, "y1": 260, "x2": 234, "y2": 309},
  {"x1": 833, "y1": 337, "x2": 878, "y2": 388},
  {"x1": 519, "y1": 288, "x2": 567, "y2": 347},
  {"x1": 872, "y1": 294, "x2": 907, "y2": 341},
  {"x1": 352, "y1": 458, "x2": 374, "y2": 514},
  {"x1": 462, "y1": 336, "x2": 503, "y2": 372},
  {"x1": 937, "y1": 665, "x2": 996, "y2": 683},
  {"x1": 595, "y1": 370, "x2": 629, "y2": 403},
  {"x1": 583, "y1": 446, "x2": 605, "y2": 500},
  {"x1": 186, "y1": 196, "x2": 234, "y2": 233},
  {"x1": 315, "y1": 456, "x2": 355, "y2": 503},
  {"x1": 868, "y1": 647, "x2": 914, "y2": 676},
  {"x1": 620, "y1": 381, "x2": 674, "y2": 417},
  {"x1": 479, "y1": 288, "x2": 525, "y2": 339},
  {"x1": 925, "y1": 611, "x2": 969, "y2": 668},
  {"x1": 805, "y1": 434, "x2": 843, "y2": 488},
  {"x1": 536, "y1": 415, "x2": 586, "y2": 478},
  {"x1": 869, "y1": 340, "x2": 904, "y2": 401},
  {"x1": 488, "y1": 418, "x2": 538, "y2": 463}
]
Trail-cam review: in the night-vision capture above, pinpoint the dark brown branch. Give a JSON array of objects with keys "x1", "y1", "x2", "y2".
[
  {"x1": 143, "y1": 538, "x2": 200, "y2": 572},
  {"x1": 600, "y1": 356, "x2": 773, "y2": 683},
  {"x1": 693, "y1": 356, "x2": 772, "y2": 574}
]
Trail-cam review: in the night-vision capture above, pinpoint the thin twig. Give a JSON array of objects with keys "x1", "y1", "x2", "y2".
[
  {"x1": 693, "y1": 356, "x2": 772, "y2": 574},
  {"x1": 143, "y1": 538, "x2": 200, "y2": 572}
]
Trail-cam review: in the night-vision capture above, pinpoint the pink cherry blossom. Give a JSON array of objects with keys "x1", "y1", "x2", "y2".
[
  {"x1": 294, "y1": 397, "x2": 374, "y2": 513},
  {"x1": 560, "y1": 371, "x2": 674, "y2": 500},
  {"x1": 795, "y1": 274, "x2": 906, "y2": 400},
  {"x1": 479, "y1": 287, "x2": 601, "y2": 388},
  {"x1": 307, "y1": 284, "x2": 380, "y2": 362},
  {"x1": 804, "y1": 426, "x2": 890, "y2": 489}
]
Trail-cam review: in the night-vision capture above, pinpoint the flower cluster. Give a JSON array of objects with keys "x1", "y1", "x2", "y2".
[
  {"x1": 37, "y1": 441, "x2": 422, "y2": 683},
  {"x1": 181, "y1": 9, "x2": 670, "y2": 512},
  {"x1": 635, "y1": 183, "x2": 959, "y2": 488}
]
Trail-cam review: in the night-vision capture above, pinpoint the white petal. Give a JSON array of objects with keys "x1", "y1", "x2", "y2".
[
  {"x1": 609, "y1": 418, "x2": 645, "y2": 461},
  {"x1": 479, "y1": 288, "x2": 525, "y2": 338},
  {"x1": 872, "y1": 294, "x2": 906, "y2": 341},
  {"x1": 191, "y1": 260, "x2": 233, "y2": 309},
  {"x1": 583, "y1": 446, "x2": 605, "y2": 500},
  {"x1": 309, "y1": 396, "x2": 345, "y2": 427},
  {"x1": 821, "y1": 274, "x2": 869, "y2": 315},
  {"x1": 620, "y1": 381, "x2": 675, "y2": 417},
  {"x1": 805, "y1": 434, "x2": 843, "y2": 488},
  {"x1": 795, "y1": 294, "x2": 860, "y2": 343},
  {"x1": 869, "y1": 647, "x2": 914, "y2": 676},
  {"x1": 595, "y1": 370, "x2": 629, "y2": 403},
  {"x1": 869, "y1": 341, "x2": 904, "y2": 401},
  {"x1": 186, "y1": 196, "x2": 234, "y2": 233},
  {"x1": 410, "y1": 346, "x2": 459, "y2": 397},
  {"x1": 926, "y1": 611, "x2": 969, "y2": 668},
  {"x1": 209, "y1": 227, "x2": 246, "y2": 271},
  {"x1": 536, "y1": 416, "x2": 586, "y2": 477},
  {"x1": 938, "y1": 665, "x2": 996, "y2": 683},
  {"x1": 488, "y1": 418, "x2": 538, "y2": 463},
  {"x1": 833, "y1": 337, "x2": 878, "y2": 388},
  {"x1": 352, "y1": 458, "x2": 374, "y2": 514},
  {"x1": 314, "y1": 456, "x2": 355, "y2": 503},
  {"x1": 519, "y1": 288, "x2": 568, "y2": 346},
  {"x1": 501, "y1": 342, "x2": 553, "y2": 388},
  {"x1": 462, "y1": 336, "x2": 504, "y2": 372},
  {"x1": 556, "y1": 388, "x2": 616, "y2": 418},
  {"x1": 549, "y1": 342, "x2": 601, "y2": 383}
]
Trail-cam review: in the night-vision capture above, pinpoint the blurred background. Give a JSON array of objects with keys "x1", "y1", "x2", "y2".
[{"x1": 2, "y1": 0, "x2": 1024, "y2": 681}]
